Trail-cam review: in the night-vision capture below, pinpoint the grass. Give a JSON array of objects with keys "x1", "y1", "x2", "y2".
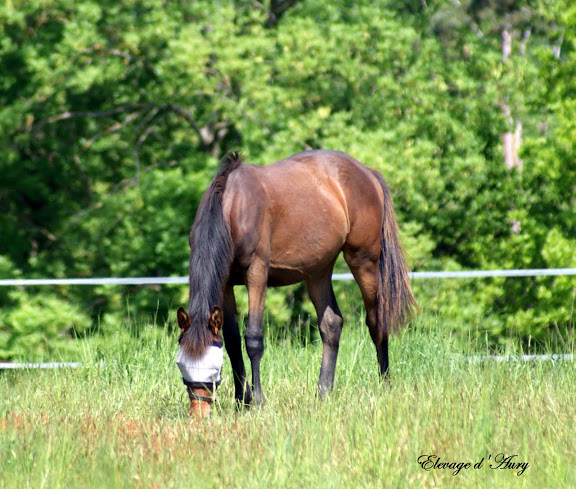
[{"x1": 0, "y1": 316, "x2": 575, "y2": 489}]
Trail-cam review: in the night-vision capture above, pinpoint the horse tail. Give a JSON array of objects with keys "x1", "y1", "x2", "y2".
[
  {"x1": 182, "y1": 151, "x2": 243, "y2": 357},
  {"x1": 371, "y1": 170, "x2": 418, "y2": 335}
]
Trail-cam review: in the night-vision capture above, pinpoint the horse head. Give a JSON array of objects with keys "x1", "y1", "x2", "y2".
[{"x1": 176, "y1": 306, "x2": 224, "y2": 418}]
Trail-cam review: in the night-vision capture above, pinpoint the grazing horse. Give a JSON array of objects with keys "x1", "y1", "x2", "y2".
[{"x1": 176, "y1": 150, "x2": 416, "y2": 417}]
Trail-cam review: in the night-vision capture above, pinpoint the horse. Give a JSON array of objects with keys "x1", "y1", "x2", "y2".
[{"x1": 176, "y1": 150, "x2": 416, "y2": 417}]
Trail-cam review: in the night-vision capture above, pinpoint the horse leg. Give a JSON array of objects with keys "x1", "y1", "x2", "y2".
[
  {"x1": 245, "y1": 259, "x2": 268, "y2": 406},
  {"x1": 344, "y1": 253, "x2": 389, "y2": 378},
  {"x1": 306, "y1": 275, "x2": 344, "y2": 398},
  {"x1": 222, "y1": 285, "x2": 252, "y2": 406}
]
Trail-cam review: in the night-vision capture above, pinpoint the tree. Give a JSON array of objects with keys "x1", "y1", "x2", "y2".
[{"x1": 0, "y1": 0, "x2": 574, "y2": 359}]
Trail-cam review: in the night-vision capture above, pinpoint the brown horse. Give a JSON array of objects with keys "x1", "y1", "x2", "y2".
[{"x1": 176, "y1": 150, "x2": 416, "y2": 417}]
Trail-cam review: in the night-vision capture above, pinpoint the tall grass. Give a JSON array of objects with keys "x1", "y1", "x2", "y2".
[{"x1": 1, "y1": 316, "x2": 574, "y2": 489}]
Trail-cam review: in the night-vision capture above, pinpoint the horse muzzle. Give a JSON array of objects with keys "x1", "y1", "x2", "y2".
[{"x1": 176, "y1": 344, "x2": 223, "y2": 417}]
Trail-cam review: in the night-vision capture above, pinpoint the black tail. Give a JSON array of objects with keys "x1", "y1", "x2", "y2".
[
  {"x1": 371, "y1": 170, "x2": 418, "y2": 335},
  {"x1": 181, "y1": 152, "x2": 244, "y2": 357}
]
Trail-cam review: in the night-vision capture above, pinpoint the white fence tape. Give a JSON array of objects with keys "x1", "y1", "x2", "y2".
[
  {"x1": 466, "y1": 354, "x2": 574, "y2": 363},
  {"x1": 407, "y1": 268, "x2": 576, "y2": 279},
  {"x1": 1, "y1": 268, "x2": 575, "y2": 286},
  {"x1": 1, "y1": 269, "x2": 574, "y2": 370},
  {"x1": 0, "y1": 277, "x2": 188, "y2": 286},
  {"x1": 2, "y1": 354, "x2": 573, "y2": 370},
  {"x1": 0, "y1": 362, "x2": 81, "y2": 369}
]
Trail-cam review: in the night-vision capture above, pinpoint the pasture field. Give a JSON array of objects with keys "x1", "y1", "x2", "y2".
[{"x1": 1, "y1": 317, "x2": 574, "y2": 489}]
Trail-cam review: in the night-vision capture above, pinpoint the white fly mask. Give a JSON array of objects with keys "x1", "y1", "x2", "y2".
[{"x1": 175, "y1": 344, "x2": 224, "y2": 387}]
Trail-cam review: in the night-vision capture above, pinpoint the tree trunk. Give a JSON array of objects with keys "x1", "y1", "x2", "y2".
[{"x1": 501, "y1": 24, "x2": 522, "y2": 171}]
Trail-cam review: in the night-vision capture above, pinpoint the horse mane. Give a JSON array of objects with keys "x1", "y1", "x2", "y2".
[{"x1": 181, "y1": 152, "x2": 244, "y2": 357}]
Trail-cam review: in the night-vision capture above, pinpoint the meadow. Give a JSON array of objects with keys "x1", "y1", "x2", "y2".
[{"x1": 1, "y1": 316, "x2": 574, "y2": 489}]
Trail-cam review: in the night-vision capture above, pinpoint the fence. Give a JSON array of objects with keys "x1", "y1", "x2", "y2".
[
  {"x1": 1, "y1": 268, "x2": 575, "y2": 369},
  {"x1": 1, "y1": 268, "x2": 576, "y2": 287},
  {"x1": 2, "y1": 353, "x2": 574, "y2": 370}
]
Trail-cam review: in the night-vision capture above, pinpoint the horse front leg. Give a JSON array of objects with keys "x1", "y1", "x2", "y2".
[
  {"x1": 245, "y1": 259, "x2": 268, "y2": 406},
  {"x1": 222, "y1": 285, "x2": 252, "y2": 406}
]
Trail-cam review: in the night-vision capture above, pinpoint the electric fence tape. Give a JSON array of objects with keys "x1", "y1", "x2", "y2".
[{"x1": 1, "y1": 268, "x2": 576, "y2": 286}]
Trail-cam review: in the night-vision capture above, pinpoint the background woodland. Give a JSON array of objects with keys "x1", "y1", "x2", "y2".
[{"x1": 1, "y1": 0, "x2": 575, "y2": 359}]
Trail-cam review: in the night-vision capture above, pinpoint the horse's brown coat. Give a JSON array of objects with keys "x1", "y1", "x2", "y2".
[
  {"x1": 224, "y1": 152, "x2": 382, "y2": 287},
  {"x1": 178, "y1": 150, "x2": 416, "y2": 416}
]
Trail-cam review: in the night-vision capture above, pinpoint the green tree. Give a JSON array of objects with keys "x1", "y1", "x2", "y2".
[{"x1": 0, "y1": 0, "x2": 574, "y2": 359}]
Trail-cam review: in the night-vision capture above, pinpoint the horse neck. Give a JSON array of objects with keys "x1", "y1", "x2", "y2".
[{"x1": 183, "y1": 185, "x2": 234, "y2": 356}]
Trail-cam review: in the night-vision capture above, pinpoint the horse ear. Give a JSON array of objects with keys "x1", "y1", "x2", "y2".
[
  {"x1": 209, "y1": 306, "x2": 223, "y2": 336},
  {"x1": 177, "y1": 307, "x2": 191, "y2": 333}
]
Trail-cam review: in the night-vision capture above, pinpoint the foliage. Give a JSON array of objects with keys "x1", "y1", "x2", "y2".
[
  {"x1": 0, "y1": 289, "x2": 90, "y2": 360},
  {"x1": 0, "y1": 0, "x2": 575, "y2": 359}
]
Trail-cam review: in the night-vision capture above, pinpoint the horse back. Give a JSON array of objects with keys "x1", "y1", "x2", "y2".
[{"x1": 222, "y1": 150, "x2": 385, "y2": 285}]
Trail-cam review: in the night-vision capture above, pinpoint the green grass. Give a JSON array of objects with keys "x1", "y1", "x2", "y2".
[{"x1": 1, "y1": 317, "x2": 575, "y2": 489}]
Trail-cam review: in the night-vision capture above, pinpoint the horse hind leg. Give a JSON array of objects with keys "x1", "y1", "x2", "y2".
[
  {"x1": 306, "y1": 275, "x2": 344, "y2": 398},
  {"x1": 343, "y1": 252, "x2": 389, "y2": 378}
]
